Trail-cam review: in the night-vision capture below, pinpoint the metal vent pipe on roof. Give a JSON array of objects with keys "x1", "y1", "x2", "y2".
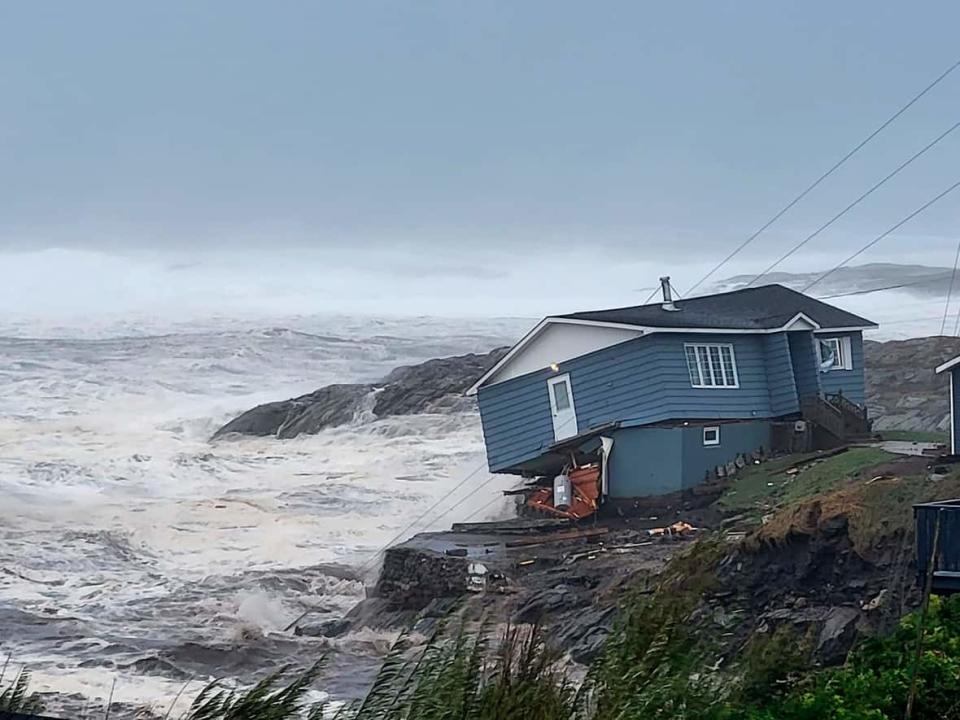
[{"x1": 660, "y1": 276, "x2": 679, "y2": 311}]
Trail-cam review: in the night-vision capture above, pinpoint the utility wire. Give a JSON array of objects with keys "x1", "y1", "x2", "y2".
[
  {"x1": 815, "y1": 273, "x2": 957, "y2": 299},
  {"x1": 748, "y1": 119, "x2": 960, "y2": 287},
  {"x1": 685, "y1": 56, "x2": 960, "y2": 296},
  {"x1": 802, "y1": 179, "x2": 960, "y2": 293},
  {"x1": 940, "y1": 239, "x2": 960, "y2": 335}
]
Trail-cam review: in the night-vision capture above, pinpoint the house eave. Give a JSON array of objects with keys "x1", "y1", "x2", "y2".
[
  {"x1": 936, "y1": 355, "x2": 960, "y2": 374},
  {"x1": 466, "y1": 314, "x2": 878, "y2": 395}
]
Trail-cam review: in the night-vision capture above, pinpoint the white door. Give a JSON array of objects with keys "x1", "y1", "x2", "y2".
[{"x1": 547, "y1": 374, "x2": 578, "y2": 441}]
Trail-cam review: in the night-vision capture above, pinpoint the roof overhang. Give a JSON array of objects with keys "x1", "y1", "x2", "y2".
[
  {"x1": 936, "y1": 355, "x2": 960, "y2": 374},
  {"x1": 466, "y1": 313, "x2": 874, "y2": 395},
  {"x1": 465, "y1": 317, "x2": 645, "y2": 395}
]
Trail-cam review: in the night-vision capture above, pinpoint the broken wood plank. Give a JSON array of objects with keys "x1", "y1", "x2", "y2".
[
  {"x1": 504, "y1": 527, "x2": 609, "y2": 548},
  {"x1": 451, "y1": 518, "x2": 571, "y2": 534}
]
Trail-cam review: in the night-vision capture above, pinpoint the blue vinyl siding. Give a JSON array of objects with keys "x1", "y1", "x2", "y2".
[
  {"x1": 679, "y1": 420, "x2": 771, "y2": 489},
  {"x1": 478, "y1": 332, "x2": 785, "y2": 473},
  {"x1": 787, "y1": 331, "x2": 821, "y2": 401},
  {"x1": 763, "y1": 333, "x2": 799, "y2": 415},
  {"x1": 817, "y1": 331, "x2": 866, "y2": 405},
  {"x1": 607, "y1": 427, "x2": 682, "y2": 497},
  {"x1": 606, "y1": 420, "x2": 771, "y2": 497}
]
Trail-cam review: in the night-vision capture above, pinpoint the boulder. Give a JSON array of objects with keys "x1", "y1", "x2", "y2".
[
  {"x1": 213, "y1": 347, "x2": 508, "y2": 440},
  {"x1": 294, "y1": 618, "x2": 352, "y2": 638}
]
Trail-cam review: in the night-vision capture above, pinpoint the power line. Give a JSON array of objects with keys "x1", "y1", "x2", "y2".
[
  {"x1": 748, "y1": 119, "x2": 960, "y2": 287},
  {"x1": 814, "y1": 273, "x2": 957, "y2": 300},
  {"x1": 641, "y1": 286, "x2": 661, "y2": 304},
  {"x1": 802, "y1": 178, "x2": 960, "y2": 293},
  {"x1": 685, "y1": 56, "x2": 960, "y2": 296},
  {"x1": 941, "y1": 239, "x2": 960, "y2": 335}
]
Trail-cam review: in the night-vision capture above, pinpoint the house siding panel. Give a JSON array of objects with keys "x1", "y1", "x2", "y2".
[
  {"x1": 679, "y1": 420, "x2": 772, "y2": 489},
  {"x1": 817, "y1": 331, "x2": 866, "y2": 405},
  {"x1": 788, "y1": 331, "x2": 821, "y2": 401},
  {"x1": 478, "y1": 332, "x2": 779, "y2": 473},
  {"x1": 607, "y1": 427, "x2": 683, "y2": 497},
  {"x1": 605, "y1": 420, "x2": 772, "y2": 497},
  {"x1": 763, "y1": 333, "x2": 799, "y2": 416}
]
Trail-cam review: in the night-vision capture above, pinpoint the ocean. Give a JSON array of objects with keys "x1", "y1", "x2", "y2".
[{"x1": 0, "y1": 315, "x2": 528, "y2": 717}]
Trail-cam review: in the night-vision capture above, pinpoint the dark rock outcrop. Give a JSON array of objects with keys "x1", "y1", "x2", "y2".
[
  {"x1": 213, "y1": 347, "x2": 508, "y2": 439},
  {"x1": 865, "y1": 336, "x2": 960, "y2": 431}
]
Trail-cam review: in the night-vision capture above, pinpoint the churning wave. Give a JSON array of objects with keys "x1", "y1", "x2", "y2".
[{"x1": 0, "y1": 315, "x2": 525, "y2": 716}]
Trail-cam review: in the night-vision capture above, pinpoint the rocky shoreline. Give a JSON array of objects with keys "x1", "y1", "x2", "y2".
[
  {"x1": 215, "y1": 336, "x2": 960, "y2": 441},
  {"x1": 212, "y1": 348, "x2": 507, "y2": 439}
]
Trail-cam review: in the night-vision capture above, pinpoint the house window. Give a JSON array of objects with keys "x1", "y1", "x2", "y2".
[
  {"x1": 818, "y1": 337, "x2": 853, "y2": 372},
  {"x1": 703, "y1": 426, "x2": 720, "y2": 446},
  {"x1": 684, "y1": 343, "x2": 739, "y2": 388}
]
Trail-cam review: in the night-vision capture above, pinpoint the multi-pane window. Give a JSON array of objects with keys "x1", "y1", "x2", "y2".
[
  {"x1": 818, "y1": 337, "x2": 852, "y2": 371},
  {"x1": 684, "y1": 343, "x2": 739, "y2": 388}
]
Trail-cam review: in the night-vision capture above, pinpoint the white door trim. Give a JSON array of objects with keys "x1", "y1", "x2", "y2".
[{"x1": 547, "y1": 373, "x2": 578, "y2": 441}]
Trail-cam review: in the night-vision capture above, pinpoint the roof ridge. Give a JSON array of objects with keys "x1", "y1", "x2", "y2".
[{"x1": 558, "y1": 283, "x2": 787, "y2": 317}]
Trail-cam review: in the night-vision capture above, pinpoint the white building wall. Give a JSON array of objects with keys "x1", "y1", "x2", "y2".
[{"x1": 488, "y1": 323, "x2": 643, "y2": 384}]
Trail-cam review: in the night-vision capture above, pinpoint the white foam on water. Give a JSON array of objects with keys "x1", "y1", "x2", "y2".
[{"x1": 0, "y1": 314, "x2": 526, "y2": 714}]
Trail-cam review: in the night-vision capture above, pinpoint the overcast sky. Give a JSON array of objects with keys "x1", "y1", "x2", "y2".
[{"x1": 2, "y1": 2, "x2": 960, "y2": 319}]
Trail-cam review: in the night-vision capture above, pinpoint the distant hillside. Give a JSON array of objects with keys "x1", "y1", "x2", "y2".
[
  {"x1": 718, "y1": 262, "x2": 954, "y2": 299},
  {"x1": 866, "y1": 336, "x2": 960, "y2": 431}
]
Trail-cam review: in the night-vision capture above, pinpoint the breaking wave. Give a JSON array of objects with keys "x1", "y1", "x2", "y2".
[{"x1": 0, "y1": 315, "x2": 525, "y2": 716}]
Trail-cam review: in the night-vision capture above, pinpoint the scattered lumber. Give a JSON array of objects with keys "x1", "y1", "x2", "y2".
[
  {"x1": 451, "y1": 518, "x2": 571, "y2": 534},
  {"x1": 504, "y1": 527, "x2": 609, "y2": 548}
]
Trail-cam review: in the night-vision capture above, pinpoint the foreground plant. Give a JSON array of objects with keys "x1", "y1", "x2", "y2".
[{"x1": 0, "y1": 666, "x2": 45, "y2": 715}]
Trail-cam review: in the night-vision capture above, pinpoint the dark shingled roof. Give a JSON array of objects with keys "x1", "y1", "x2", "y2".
[{"x1": 557, "y1": 284, "x2": 877, "y2": 331}]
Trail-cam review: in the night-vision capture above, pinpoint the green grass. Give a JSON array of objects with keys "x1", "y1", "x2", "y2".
[
  {"x1": 717, "y1": 447, "x2": 895, "y2": 515},
  {"x1": 879, "y1": 429, "x2": 950, "y2": 444}
]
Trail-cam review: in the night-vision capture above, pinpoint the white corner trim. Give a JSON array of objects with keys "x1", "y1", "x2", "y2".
[
  {"x1": 936, "y1": 355, "x2": 960, "y2": 375},
  {"x1": 813, "y1": 324, "x2": 878, "y2": 333},
  {"x1": 782, "y1": 312, "x2": 821, "y2": 331},
  {"x1": 952, "y1": 372, "x2": 957, "y2": 455}
]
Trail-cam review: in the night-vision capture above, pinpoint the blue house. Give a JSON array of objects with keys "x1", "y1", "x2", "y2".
[
  {"x1": 935, "y1": 354, "x2": 960, "y2": 454},
  {"x1": 467, "y1": 279, "x2": 877, "y2": 499}
]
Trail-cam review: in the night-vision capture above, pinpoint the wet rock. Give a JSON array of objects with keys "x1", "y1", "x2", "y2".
[
  {"x1": 295, "y1": 618, "x2": 351, "y2": 638},
  {"x1": 564, "y1": 606, "x2": 617, "y2": 665},
  {"x1": 212, "y1": 348, "x2": 508, "y2": 439},
  {"x1": 513, "y1": 584, "x2": 581, "y2": 623},
  {"x1": 865, "y1": 336, "x2": 960, "y2": 431},
  {"x1": 816, "y1": 607, "x2": 860, "y2": 663},
  {"x1": 117, "y1": 655, "x2": 191, "y2": 680},
  {"x1": 375, "y1": 546, "x2": 470, "y2": 609}
]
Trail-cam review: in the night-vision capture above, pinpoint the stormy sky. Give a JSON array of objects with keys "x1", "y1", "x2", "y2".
[{"x1": 2, "y1": 2, "x2": 960, "y2": 320}]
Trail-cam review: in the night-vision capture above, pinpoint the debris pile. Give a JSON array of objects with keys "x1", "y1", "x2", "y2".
[{"x1": 524, "y1": 463, "x2": 601, "y2": 519}]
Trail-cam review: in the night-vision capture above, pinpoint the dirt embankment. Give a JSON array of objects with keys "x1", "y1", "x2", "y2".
[{"x1": 333, "y1": 450, "x2": 960, "y2": 673}]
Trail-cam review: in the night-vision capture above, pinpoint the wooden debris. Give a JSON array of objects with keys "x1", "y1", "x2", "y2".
[
  {"x1": 647, "y1": 521, "x2": 697, "y2": 537},
  {"x1": 504, "y1": 526, "x2": 609, "y2": 548},
  {"x1": 451, "y1": 518, "x2": 571, "y2": 534}
]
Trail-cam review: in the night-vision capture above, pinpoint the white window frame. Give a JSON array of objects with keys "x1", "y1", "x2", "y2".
[
  {"x1": 684, "y1": 343, "x2": 740, "y2": 389},
  {"x1": 703, "y1": 426, "x2": 720, "y2": 446},
  {"x1": 817, "y1": 336, "x2": 853, "y2": 371}
]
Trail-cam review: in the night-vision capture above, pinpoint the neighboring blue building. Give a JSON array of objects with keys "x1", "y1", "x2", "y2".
[
  {"x1": 467, "y1": 279, "x2": 877, "y2": 499},
  {"x1": 935, "y1": 355, "x2": 960, "y2": 454}
]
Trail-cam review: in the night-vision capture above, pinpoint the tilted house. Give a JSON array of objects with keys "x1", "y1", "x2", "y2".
[{"x1": 468, "y1": 279, "x2": 877, "y2": 499}]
